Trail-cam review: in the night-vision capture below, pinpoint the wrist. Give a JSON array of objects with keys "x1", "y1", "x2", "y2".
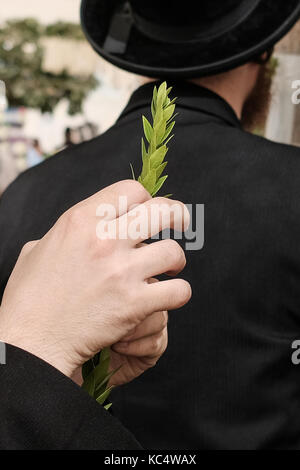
[{"x1": 0, "y1": 313, "x2": 77, "y2": 378}]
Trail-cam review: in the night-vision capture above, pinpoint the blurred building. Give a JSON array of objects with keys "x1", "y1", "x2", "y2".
[
  {"x1": 266, "y1": 22, "x2": 300, "y2": 146},
  {"x1": 0, "y1": 81, "x2": 26, "y2": 193},
  {"x1": 1, "y1": 0, "x2": 141, "y2": 160},
  {"x1": 23, "y1": 39, "x2": 141, "y2": 154},
  {"x1": 2, "y1": 0, "x2": 81, "y2": 23}
]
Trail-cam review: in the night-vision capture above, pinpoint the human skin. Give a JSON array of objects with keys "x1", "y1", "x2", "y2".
[
  {"x1": 0, "y1": 180, "x2": 191, "y2": 384},
  {"x1": 143, "y1": 58, "x2": 261, "y2": 122}
]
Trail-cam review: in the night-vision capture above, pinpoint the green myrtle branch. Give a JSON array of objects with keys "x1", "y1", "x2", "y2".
[
  {"x1": 82, "y1": 82, "x2": 177, "y2": 409},
  {"x1": 81, "y1": 348, "x2": 120, "y2": 410},
  {"x1": 132, "y1": 81, "x2": 177, "y2": 196}
]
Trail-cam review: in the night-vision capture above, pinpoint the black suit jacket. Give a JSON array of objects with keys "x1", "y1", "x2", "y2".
[
  {"x1": 1, "y1": 81, "x2": 300, "y2": 450},
  {"x1": 0, "y1": 344, "x2": 140, "y2": 449}
]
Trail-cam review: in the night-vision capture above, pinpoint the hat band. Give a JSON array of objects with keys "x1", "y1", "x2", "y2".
[
  {"x1": 133, "y1": 0, "x2": 261, "y2": 44},
  {"x1": 103, "y1": 2, "x2": 133, "y2": 54}
]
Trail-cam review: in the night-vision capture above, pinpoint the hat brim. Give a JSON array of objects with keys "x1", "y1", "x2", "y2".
[{"x1": 81, "y1": 0, "x2": 300, "y2": 78}]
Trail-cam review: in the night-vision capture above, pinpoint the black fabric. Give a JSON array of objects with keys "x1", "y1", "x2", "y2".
[
  {"x1": 1, "y1": 82, "x2": 300, "y2": 449},
  {"x1": 131, "y1": 0, "x2": 243, "y2": 27},
  {"x1": 0, "y1": 344, "x2": 141, "y2": 450},
  {"x1": 80, "y1": 0, "x2": 300, "y2": 78},
  {"x1": 132, "y1": 0, "x2": 261, "y2": 45}
]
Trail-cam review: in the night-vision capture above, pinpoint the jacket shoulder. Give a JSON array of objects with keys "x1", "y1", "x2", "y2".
[{"x1": 244, "y1": 131, "x2": 300, "y2": 158}]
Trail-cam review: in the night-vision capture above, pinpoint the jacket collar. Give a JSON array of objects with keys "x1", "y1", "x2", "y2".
[{"x1": 118, "y1": 80, "x2": 242, "y2": 129}]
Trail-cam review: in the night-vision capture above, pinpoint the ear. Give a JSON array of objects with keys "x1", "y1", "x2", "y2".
[{"x1": 253, "y1": 47, "x2": 274, "y2": 65}]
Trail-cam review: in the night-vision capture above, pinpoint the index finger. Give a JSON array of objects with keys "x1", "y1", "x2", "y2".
[
  {"x1": 116, "y1": 197, "x2": 190, "y2": 246},
  {"x1": 79, "y1": 180, "x2": 152, "y2": 219}
]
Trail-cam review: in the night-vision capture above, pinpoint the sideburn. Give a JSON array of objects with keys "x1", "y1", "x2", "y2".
[{"x1": 241, "y1": 62, "x2": 274, "y2": 133}]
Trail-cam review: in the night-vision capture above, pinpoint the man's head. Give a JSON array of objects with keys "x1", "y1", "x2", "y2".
[{"x1": 81, "y1": 1, "x2": 299, "y2": 131}]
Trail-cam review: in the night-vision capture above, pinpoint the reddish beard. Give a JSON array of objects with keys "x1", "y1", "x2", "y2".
[{"x1": 241, "y1": 61, "x2": 274, "y2": 133}]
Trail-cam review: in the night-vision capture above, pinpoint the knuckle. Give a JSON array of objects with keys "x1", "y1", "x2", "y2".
[
  {"x1": 122, "y1": 286, "x2": 136, "y2": 307},
  {"x1": 110, "y1": 263, "x2": 127, "y2": 283},
  {"x1": 161, "y1": 329, "x2": 168, "y2": 354},
  {"x1": 153, "y1": 196, "x2": 168, "y2": 207},
  {"x1": 150, "y1": 198, "x2": 188, "y2": 231},
  {"x1": 151, "y1": 335, "x2": 162, "y2": 354},
  {"x1": 96, "y1": 238, "x2": 116, "y2": 258},
  {"x1": 120, "y1": 180, "x2": 151, "y2": 202},
  {"x1": 160, "y1": 311, "x2": 169, "y2": 330},
  {"x1": 108, "y1": 265, "x2": 136, "y2": 305},
  {"x1": 177, "y1": 280, "x2": 192, "y2": 304},
  {"x1": 165, "y1": 240, "x2": 186, "y2": 268},
  {"x1": 21, "y1": 240, "x2": 37, "y2": 256},
  {"x1": 151, "y1": 329, "x2": 168, "y2": 357},
  {"x1": 63, "y1": 205, "x2": 85, "y2": 230}
]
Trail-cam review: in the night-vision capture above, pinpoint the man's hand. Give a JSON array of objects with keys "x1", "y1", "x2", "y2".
[
  {"x1": 110, "y1": 308, "x2": 168, "y2": 386},
  {"x1": 71, "y1": 307, "x2": 168, "y2": 387},
  {"x1": 109, "y1": 277, "x2": 168, "y2": 387},
  {"x1": 0, "y1": 180, "x2": 191, "y2": 379}
]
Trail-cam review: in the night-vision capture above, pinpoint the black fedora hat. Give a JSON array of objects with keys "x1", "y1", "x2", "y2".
[{"x1": 81, "y1": 0, "x2": 300, "y2": 78}]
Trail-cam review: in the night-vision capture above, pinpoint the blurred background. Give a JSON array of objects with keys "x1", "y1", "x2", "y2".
[{"x1": 0, "y1": 0, "x2": 299, "y2": 194}]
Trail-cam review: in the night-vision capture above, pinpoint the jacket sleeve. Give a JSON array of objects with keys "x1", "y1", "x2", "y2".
[{"x1": 0, "y1": 343, "x2": 142, "y2": 450}]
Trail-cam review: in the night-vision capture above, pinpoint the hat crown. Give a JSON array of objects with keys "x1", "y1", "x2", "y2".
[
  {"x1": 81, "y1": 0, "x2": 300, "y2": 78},
  {"x1": 130, "y1": 0, "x2": 242, "y2": 27}
]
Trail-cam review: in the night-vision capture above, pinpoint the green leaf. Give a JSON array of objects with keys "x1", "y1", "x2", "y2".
[
  {"x1": 104, "y1": 403, "x2": 112, "y2": 411},
  {"x1": 151, "y1": 95, "x2": 156, "y2": 119},
  {"x1": 149, "y1": 129, "x2": 157, "y2": 155},
  {"x1": 96, "y1": 386, "x2": 113, "y2": 405},
  {"x1": 152, "y1": 175, "x2": 168, "y2": 197},
  {"x1": 101, "y1": 347, "x2": 111, "y2": 362},
  {"x1": 168, "y1": 97, "x2": 177, "y2": 107},
  {"x1": 95, "y1": 366, "x2": 121, "y2": 395},
  {"x1": 156, "y1": 162, "x2": 168, "y2": 180},
  {"x1": 141, "y1": 151, "x2": 150, "y2": 180},
  {"x1": 82, "y1": 359, "x2": 94, "y2": 381},
  {"x1": 141, "y1": 138, "x2": 147, "y2": 162},
  {"x1": 157, "y1": 81, "x2": 167, "y2": 101},
  {"x1": 93, "y1": 358, "x2": 110, "y2": 386},
  {"x1": 150, "y1": 146, "x2": 167, "y2": 169},
  {"x1": 130, "y1": 163, "x2": 136, "y2": 180},
  {"x1": 154, "y1": 104, "x2": 163, "y2": 126},
  {"x1": 82, "y1": 370, "x2": 96, "y2": 397},
  {"x1": 167, "y1": 112, "x2": 179, "y2": 125},
  {"x1": 164, "y1": 134, "x2": 174, "y2": 146},
  {"x1": 92, "y1": 352, "x2": 101, "y2": 367},
  {"x1": 156, "y1": 82, "x2": 167, "y2": 110},
  {"x1": 164, "y1": 97, "x2": 171, "y2": 108},
  {"x1": 142, "y1": 168, "x2": 157, "y2": 194},
  {"x1": 142, "y1": 144, "x2": 148, "y2": 164},
  {"x1": 163, "y1": 121, "x2": 175, "y2": 143},
  {"x1": 156, "y1": 119, "x2": 167, "y2": 145},
  {"x1": 164, "y1": 104, "x2": 175, "y2": 122},
  {"x1": 81, "y1": 348, "x2": 114, "y2": 407},
  {"x1": 136, "y1": 81, "x2": 176, "y2": 198},
  {"x1": 142, "y1": 116, "x2": 153, "y2": 143}
]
